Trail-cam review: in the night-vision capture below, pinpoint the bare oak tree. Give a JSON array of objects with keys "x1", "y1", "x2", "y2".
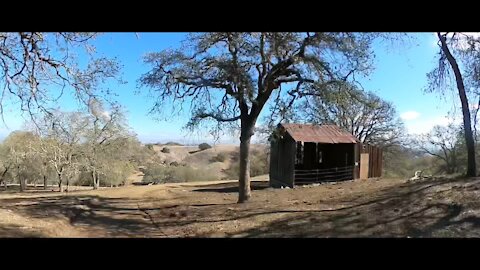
[
  {"x1": 412, "y1": 124, "x2": 462, "y2": 174},
  {"x1": 35, "y1": 112, "x2": 87, "y2": 192},
  {"x1": 2, "y1": 131, "x2": 38, "y2": 192},
  {"x1": 83, "y1": 100, "x2": 131, "y2": 189},
  {"x1": 0, "y1": 32, "x2": 121, "y2": 124},
  {"x1": 0, "y1": 144, "x2": 12, "y2": 190},
  {"x1": 299, "y1": 83, "x2": 404, "y2": 147},
  {"x1": 139, "y1": 32, "x2": 378, "y2": 203}
]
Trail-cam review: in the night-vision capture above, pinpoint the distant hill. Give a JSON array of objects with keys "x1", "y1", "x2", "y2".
[
  {"x1": 163, "y1": 142, "x2": 184, "y2": 146},
  {"x1": 151, "y1": 144, "x2": 268, "y2": 180}
]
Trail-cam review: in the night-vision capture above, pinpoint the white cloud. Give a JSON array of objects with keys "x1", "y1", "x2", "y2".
[
  {"x1": 405, "y1": 115, "x2": 461, "y2": 135},
  {"x1": 400, "y1": 111, "x2": 420, "y2": 121}
]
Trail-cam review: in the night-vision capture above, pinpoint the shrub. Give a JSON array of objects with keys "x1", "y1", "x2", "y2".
[
  {"x1": 250, "y1": 154, "x2": 269, "y2": 177},
  {"x1": 225, "y1": 148, "x2": 269, "y2": 179},
  {"x1": 75, "y1": 161, "x2": 136, "y2": 187},
  {"x1": 146, "y1": 144, "x2": 154, "y2": 151},
  {"x1": 170, "y1": 166, "x2": 218, "y2": 182},
  {"x1": 161, "y1": 147, "x2": 171, "y2": 153},
  {"x1": 383, "y1": 146, "x2": 439, "y2": 178},
  {"x1": 100, "y1": 161, "x2": 136, "y2": 187},
  {"x1": 210, "y1": 153, "x2": 227, "y2": 163},
  {"x1": 142, "y1": 165, "x2": 170, "y2": 184},
  {"x1": 198, "y1": 143, "x2": 212, "y2": 151},
  {"x1": 142, "y1": 164, "x2": 218, "y2": 184},
  {"x1": 225, "y1": 162, "x2": 239, "y2": 180}
]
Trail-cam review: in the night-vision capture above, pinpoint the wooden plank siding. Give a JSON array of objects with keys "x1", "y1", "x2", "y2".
[
  {"x1": 269, "y1": 134, "x2": 296, "y2": 187},
  {"x1": 358, "y1": 143, "x2": 383, "y2": 178}
]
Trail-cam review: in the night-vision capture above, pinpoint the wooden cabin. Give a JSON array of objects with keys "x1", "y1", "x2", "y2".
[{"x1": 269, "y1": 123, "x2": 383, "y2": 188}]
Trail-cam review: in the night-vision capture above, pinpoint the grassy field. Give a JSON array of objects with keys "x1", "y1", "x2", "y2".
[{"x1": 1, "y1": 175, "x2": 480, "y2": 237}]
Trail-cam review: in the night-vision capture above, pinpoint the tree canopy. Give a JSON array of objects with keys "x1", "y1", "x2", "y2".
[{"x1": 139, "y1": 32, "x2": 383, "y2": 202}]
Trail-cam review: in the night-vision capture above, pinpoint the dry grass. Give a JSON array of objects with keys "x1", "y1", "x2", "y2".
[
  {"x1": 152, "y1": 144, "x2": 267, "y2": 180},
  {"x1": 3, "y1": 175, "x2": 480, "y2": 237}
]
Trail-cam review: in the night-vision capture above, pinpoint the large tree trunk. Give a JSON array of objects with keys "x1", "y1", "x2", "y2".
[
  {"x1": 1, "y1": 168, "x2": 7, "y2": 190},
  {"x1": 19, "y1": 178, "x2": 26, "y2": 192},
  {"x1": 238, "y1": 119, "x2": 254, "y2": 203},
  {"x1": 438, "y1": 33, "x2": 477, "y2": 177},
  {"x1": 43, "y1": 175, "x2": 47, "y2": 190},
  {"x1": 92, "y1": 169, "x2": 99, "y2": 190},
  {"x1": 58, "y1": 174, "x2": 63, "y2": 192}
]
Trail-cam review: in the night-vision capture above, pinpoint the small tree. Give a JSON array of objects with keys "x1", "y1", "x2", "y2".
[
  {"x1": 2, "y1": 131, "x2": 39, "y2": 192},
  {"x1": 412, "y1": 124, "x2": 463, "y2": 174},
  {"x1": 198, "y1": 143, "x2": 212, "y2": 151},
  {"x1": 146, "y1": 144, "x2": 154, "y2": 151},
  {"x1": 82, "y1": 101, "x2": 133, "y2": 189},
  {"x1": 210, "y1": 153, "x2": 227, "y2": 163},
  {"x1": 34, "y1": 112, "x2": 87, "y2": 192},
  {"x1": 0, "y1": 144, "x2": 12, "y2": 190}
]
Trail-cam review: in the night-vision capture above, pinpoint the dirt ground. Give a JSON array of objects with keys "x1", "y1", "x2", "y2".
[{"x1": 1, "y1": 175, "x2": 480, "y2": 237}]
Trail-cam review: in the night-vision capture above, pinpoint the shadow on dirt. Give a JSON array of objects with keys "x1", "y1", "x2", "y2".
[
  {"x1": 1, "y1": 176, "x2": 479, "y2": 237},
  {"x1": 224, "y1": 177, "x2": 480, "y2": 237},
  {"x1": 191, "y1": 181, "x2": 270, "y2": 193},
  {"x1": 0, "y1": 224, "x2": 45, "y2": 237}
]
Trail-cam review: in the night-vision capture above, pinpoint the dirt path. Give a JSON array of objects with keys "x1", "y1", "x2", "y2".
[
  {"x1": 1, "y1": 175, "x2": 480, "y2": 237},
  {"x1": 0, "y1": 204, "x2": 89, "y2": 237}
]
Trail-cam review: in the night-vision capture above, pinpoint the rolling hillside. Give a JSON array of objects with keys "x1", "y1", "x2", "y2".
[{"x1": 142, "y1": 143, "x2": 268, "y2": 181}]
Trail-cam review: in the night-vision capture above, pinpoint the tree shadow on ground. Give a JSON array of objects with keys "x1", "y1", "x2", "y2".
[
  {"x1": 1, "y1": 176, "x2": 479, "y2": 237},
  {"x1": 222, "y1": 177, "x2": 480, "y2": 237},
  {"x1": 0, "y1": 184, "x2": 95, "y2": 194},
  {"x1": 0, "y1": 195, "x2": 172, "y2": 237},
  {"x1": 191, "y1": 181, "x2": 270, "y2": 193},
  {"x1": 0, "y1": 224, "x2": 44, "y2": 237},
  {"x1": 121, "y1": 176, "x2": 480, "y2": 237}
]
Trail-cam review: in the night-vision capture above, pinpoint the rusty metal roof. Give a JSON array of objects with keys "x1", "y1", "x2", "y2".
[{"x1": 280, "y1": 123, "x2": 359, "y2": 144}]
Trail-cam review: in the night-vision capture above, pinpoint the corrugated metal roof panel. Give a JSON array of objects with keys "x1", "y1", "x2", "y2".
[{"x1": 280, "y1": 123, "x2": 359, "y2": 144}]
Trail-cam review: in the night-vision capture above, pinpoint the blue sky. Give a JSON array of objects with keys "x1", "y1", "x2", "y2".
[
  {"x1": 0, "y1": 32, "x2": 463, "y2": 143},
  {"x1": 358, "y1": 33, "x2": 460, "y2": 134}
]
